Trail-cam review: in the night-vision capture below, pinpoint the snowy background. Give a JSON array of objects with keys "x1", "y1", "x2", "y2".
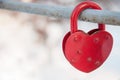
[{"x1": 0, "y1": 0, "x2": 120, "y2": 80}]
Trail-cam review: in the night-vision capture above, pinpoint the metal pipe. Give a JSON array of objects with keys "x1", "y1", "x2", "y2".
[{"x1": 0, "y1": 0, "x2": 120, "y2": 25}]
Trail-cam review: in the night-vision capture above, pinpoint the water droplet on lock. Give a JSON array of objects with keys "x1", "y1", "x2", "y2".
[
  {"x1": 74, "y1": 36, "x2": 78, "y2": 41},
  {"x1": 76, "y1": 50, "x2": 82, "y2": 55},
  {"x1": 71, "y1": 59, "x2": 76, "y2": 63},
  {"x1": 94, "y1": 37, "x2": 99, "y2": 43},
  {"x1": 95, "y1": 61, "x2": 101, "y2": 66},
  {"x1": 87, "y1": 57, "x2": 92, "y2": 62}
]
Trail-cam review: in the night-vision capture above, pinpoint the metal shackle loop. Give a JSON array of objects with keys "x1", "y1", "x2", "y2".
[{"x1": 71, "y1": 1, "x2": 105, "y2": 33}]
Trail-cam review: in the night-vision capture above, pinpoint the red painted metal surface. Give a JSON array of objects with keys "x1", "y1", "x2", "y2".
[{"x1": 62, "y1": 1, "x2": 113, "y2": 73}]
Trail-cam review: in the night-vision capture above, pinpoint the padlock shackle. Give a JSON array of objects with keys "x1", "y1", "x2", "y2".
[{"x1": 71, "y1": 1, "x2": 105, "y2": 33}]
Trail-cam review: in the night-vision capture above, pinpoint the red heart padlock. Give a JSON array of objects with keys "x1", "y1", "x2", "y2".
[{"x1": 62, "y1": 1, "x2": 113, "y2": 73}]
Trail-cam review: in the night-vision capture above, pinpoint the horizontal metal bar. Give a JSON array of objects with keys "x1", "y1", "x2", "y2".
[{"x1": 0, "y1": 0, "x2": 120, "y2": 25}]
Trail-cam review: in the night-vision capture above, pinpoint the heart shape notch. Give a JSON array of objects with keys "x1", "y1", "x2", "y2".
[{"x1": 64, "y1": 31, "x2": 113, "y2": 73}]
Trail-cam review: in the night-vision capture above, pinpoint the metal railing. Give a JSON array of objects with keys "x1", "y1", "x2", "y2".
[{"x1": 0, "y1": 0, "x2": 120, "y2": 25}]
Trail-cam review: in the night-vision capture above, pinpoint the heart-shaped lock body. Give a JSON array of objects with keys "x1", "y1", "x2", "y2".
[{"x1": 62, "y1": 1, "x2": 113, "y2": 73}]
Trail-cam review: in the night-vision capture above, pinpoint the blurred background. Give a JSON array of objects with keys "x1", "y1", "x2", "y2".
[{"x1": 0, "y1": 0, "x2": 120, "y2": 80}]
